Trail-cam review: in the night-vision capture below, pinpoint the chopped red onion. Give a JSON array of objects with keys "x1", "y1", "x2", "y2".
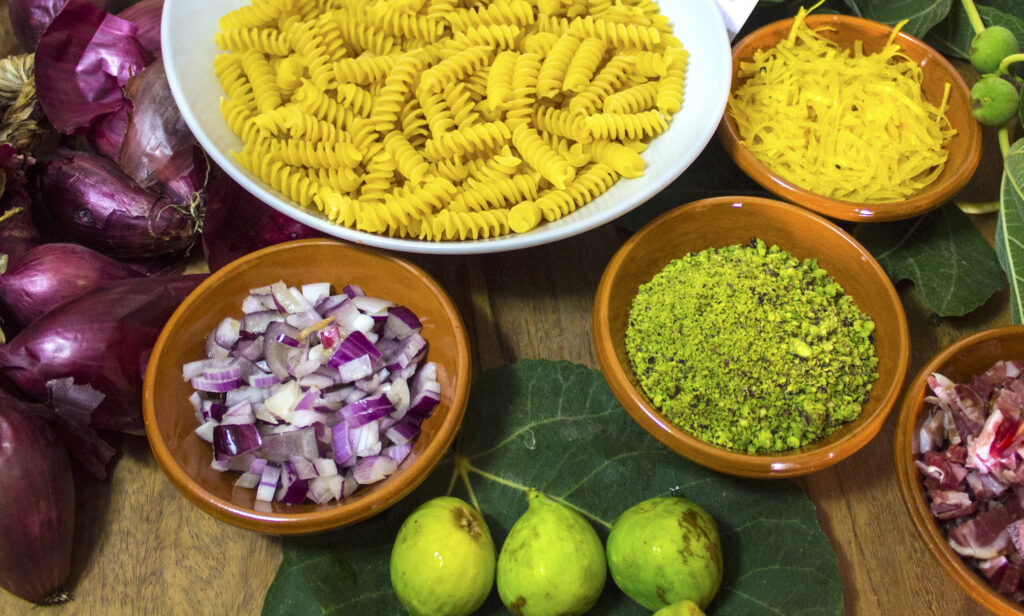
[
  {"x1": 353, "y1": 455, "x2": 398, "y2": 485},
  {"x1": 213, "y1": 424, "x2": 262, "y2": 457},
  {"x1": 183, "y1": 280, "x2": 439, "y2": 506},
  {"x1": 386, "y1": 306, "x2": 423, "y2": 339}
]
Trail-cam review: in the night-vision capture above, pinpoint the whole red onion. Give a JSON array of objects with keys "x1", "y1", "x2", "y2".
[
  {"x1": 119, "y1": 57, "x2": 198, "y2": 192},
  {"x1": 33, "y1": 0, "x2": 149, "y2": 135},
  {"x1": 38, "y1": 149, "x2": 199, "y2": 259},
  {"x1": 0, "y1": 243, "x2": 141, "y2": 333},
  {"x1": 0, "y1": 392, "x2": 74, "y2": 604},
  {"x1": 0, "y1": 274, "x2": 206, "y2": 433}
]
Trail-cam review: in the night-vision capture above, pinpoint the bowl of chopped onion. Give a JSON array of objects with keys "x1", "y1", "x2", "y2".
[
  {"x1": 142, "y1": 239, "x2": 471, "y2": 534},
  {"x1": 593, "y1": 196, "x2": 910, "y2": 478},
  {"x1": 895, "y1": 326, "x2": 1024, "y2": 615},
  {"x1": 717, "y1": 11, "x2": 981, "y2": 222},
  {"x1": 161, "y1": 0, "x2": 733, "y2": 253}
]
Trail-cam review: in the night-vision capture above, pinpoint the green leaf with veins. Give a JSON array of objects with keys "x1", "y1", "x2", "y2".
[
  {"x1": 997, "y1": 140, "x2": 1024, "y2": 324},
  {"x1": 841, "y1": 0, "x2": 952, "y2": 38},
  {"x1": 262, "y1": 360, "x2": 843, "y2": 616},
  {"x1": 855, "y1": 204, "x2": 1005, "y2": 317}
]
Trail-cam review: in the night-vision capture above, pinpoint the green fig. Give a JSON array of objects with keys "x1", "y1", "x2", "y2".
[
  {"x1": 969, "y1": 25, "x2": 1020, "y2": 75},
  {"x1": 390, "y1": 496, "x2": 496, "y2": 616},
  {"x1": 496, "y1": 489, "x2": 607, "y2": 615},
  {"x1": 654, "y1": 599, "x2": 706, "y2": 616},
  {"x1": 606, "y1": 496, "x2": 723, "y2": 611}
]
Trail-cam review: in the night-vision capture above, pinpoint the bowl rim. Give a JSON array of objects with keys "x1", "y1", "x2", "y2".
[
  {"x1": 160, "y1": 0, "x2": 733, "y2": 254},
  {"x1": 716, "y1": 13, "x2": 982, "y2": 223},
  {"x1": 592, "y1": 195, "x2": 910, "y2": 478},
  {"x1": 142, "y1": 238, "x2": 473, "y2": 534},
  {"x1": 894, "y1": 325, "x2": 1024, "y2": 615}
]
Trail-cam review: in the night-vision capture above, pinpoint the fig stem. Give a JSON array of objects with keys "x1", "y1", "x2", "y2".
[
  {"x1": 959, "y1": 0, "x2": 985, "y2": 36},
  {"x1": 998, "y1": 53, "x2": 1024, "y2": 76}
]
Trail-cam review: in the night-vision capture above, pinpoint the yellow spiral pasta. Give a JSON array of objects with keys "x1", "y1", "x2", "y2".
[
  {"x1": 384, "y1": 130, "x2": 431, "y2": 183},
  {"x1": 370, "y1": 5, "x2": 445, "y2": 42},
  {"x1": 418, "y1": 208, "x2": 510, "y2": 240},
  {"x1": 421, "y1": 45, "x2": 494, "y2": 92},
  {"x1": 234, "y1": 143, "x2": 319, "y2": 207},
  {"x1": 240, "y1": 49, "x2": 282, "y2": 113},
  {"x1": 333, "y1": 54, "x2": 396, "y2": 86},
  {"x1": 656, "y1": 46, "x2": 688, "y2": 114},
  {"x1": 269, "y1": 138, "x2": 363, "y2": 169},
  {"x1": 586, "y1": 139, "x2": 645, "y2": 178},
  {"x1": 533, "y1": 105, "x2": 588, "y2": 142},
  {"x1": 604, "y1": 81, "x2": 658, "y2": 114},
  {"x1": 335, "y1": 83, "x2": 374, "y2": 117},
  {"x1": 563, "y1": 37, "x2": 606, "y2": 92},
  {"x1": 535, "y1": 162, "x2": 618, "y2": 220},
  {"x1": 569, "y1": 54, "x2": 634, "y2": 114},
  {"x1": 585, "y1": 110, "x2": 669, "y2": 140},
  {"x1": 512, "y1": 123, "x2": 575, "y2": 189},
  {"x1": 216, "y1": 27, "x2": 293, "y2": 55},
  {"x1": 215, "y1": 0, "x2": 687, "y2": 241},
  {"x1": 536, "y1": 33, "x2": 580, "y2": 99}
]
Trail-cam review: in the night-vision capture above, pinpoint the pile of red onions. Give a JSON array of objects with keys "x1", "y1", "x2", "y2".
[{"x1": 185, "y1": 280, "x2": 441, "y2": 507}]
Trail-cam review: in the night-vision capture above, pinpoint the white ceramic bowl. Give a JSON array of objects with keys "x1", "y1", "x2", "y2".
[{"x1": 161, "y1": 0, "x2": 732, "y2": 254}]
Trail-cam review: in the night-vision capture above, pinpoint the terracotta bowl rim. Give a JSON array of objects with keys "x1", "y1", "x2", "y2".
[
  {"x1": 716, "y1": 13, "x2": 982, "y2": 223},
  {"x1": 894, "y1": 325, "x2": 1024, "y2": 615},
  {"x1": 142, "y1": 238, "x2": 472, "y2": 534},
  {"x1": 593, "y1": 195, "x2": 910, "y2": 478}
]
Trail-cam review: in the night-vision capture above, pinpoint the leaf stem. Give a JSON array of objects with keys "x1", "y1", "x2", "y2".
[
  {"x1": 460, "y1": 461, "x2": 614, "y2": 530},
  {"x1": 453, "y1": 456, "x2": 482, "y2": 512},
  {"x1": 959, "y1": 0, "x2": 986, "y2": 35},
  {"x1": 1000, "y1": 125, "x2": 1012, "y2": 159},
  {"x1": 998, "y1": 53, "x2": 1024, "y2": 76}
]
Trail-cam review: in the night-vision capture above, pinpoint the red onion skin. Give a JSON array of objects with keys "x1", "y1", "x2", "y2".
[
  {"x1": 119, "y1": 57, "x2": 198, "y2": 192},
  {"x1": 7, "y1": 0, "x2": 108, "y2": 52},
  {"x1": 34, "y1": 0, "x2": 149, "y2": 135},
  {"x1": 0, "y1": 243, "x2": 141, "y2": 333},
  {"x1": 116, "y1": 0, "x2": 162, "y2": 58},
  {"x1": 0, "y1": 393, "x2": 74, "y2": 604},
  {"x1": 87, "y1": 105, "x2": 131, "y2": 162},
  {"x1": 39, "y1": 149, "x2": 198, "y2": 259},
  {"x1": 203, "y1": 168, "x2": 324, "y2": 272},
  {"x1": 0, "y1": 274, "x2": 206, "y2": 433}
]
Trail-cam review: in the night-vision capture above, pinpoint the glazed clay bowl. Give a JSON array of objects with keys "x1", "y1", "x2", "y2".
[
  {"x1": 143, "y1": 239, "x2": 472, "y2": 534},
  {"x1": 895, "y1": 327, "x2": 1024, "y2": 615},
  {"x1": 593, "y1": 196, "x2": 910, "y2": 478},
  {"x1": 717, "y1": 14, "x2": 981, "y2": 222}
]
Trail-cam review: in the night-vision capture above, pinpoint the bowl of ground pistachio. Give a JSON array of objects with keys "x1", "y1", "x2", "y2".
[{"x1": 593, "y1": 196, "x2": 910, "y2": 478}]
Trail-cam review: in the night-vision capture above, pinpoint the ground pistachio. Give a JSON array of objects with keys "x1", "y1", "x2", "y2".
[{"x1": 625, "y1": 238, "x2": 878, "y2": 453}]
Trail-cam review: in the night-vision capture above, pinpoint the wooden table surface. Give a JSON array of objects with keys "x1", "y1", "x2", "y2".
[{"x1": 0, "y1": 2, "x2": 1009, "y2": 614}]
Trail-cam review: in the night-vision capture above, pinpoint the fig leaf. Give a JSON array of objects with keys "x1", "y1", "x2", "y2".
[{"x1": 262, "y1": 361, "x2": 842, "y2": 615}]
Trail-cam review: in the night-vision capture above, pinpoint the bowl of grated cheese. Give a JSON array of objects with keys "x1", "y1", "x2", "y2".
[{"x1": 717, "y1": 10, "x2": 981, "y2": 222}]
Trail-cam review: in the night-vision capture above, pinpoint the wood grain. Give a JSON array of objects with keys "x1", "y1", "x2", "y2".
[{"x1": 0, "y1": 2, "x2": 1007, "y2": 613}]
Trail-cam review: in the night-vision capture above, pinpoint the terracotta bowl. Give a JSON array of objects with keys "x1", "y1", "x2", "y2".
[
  {"x1": 142, "y1": 239, "x2": 472, "y2": 534},
  {"x1": 592, "y1": 196, "x2": 910, "y2": 478},
  {"x1": 717, "y1": 14, "x2": 981, "y2": 222},
  {"x1": 895, "y1": 326, "x2": 1024, "y2": 615}
]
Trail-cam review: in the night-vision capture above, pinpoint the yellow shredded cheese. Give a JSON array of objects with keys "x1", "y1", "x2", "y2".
[{"x1": 726, "y1": 5, "x2": 956, "y2": 204}]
